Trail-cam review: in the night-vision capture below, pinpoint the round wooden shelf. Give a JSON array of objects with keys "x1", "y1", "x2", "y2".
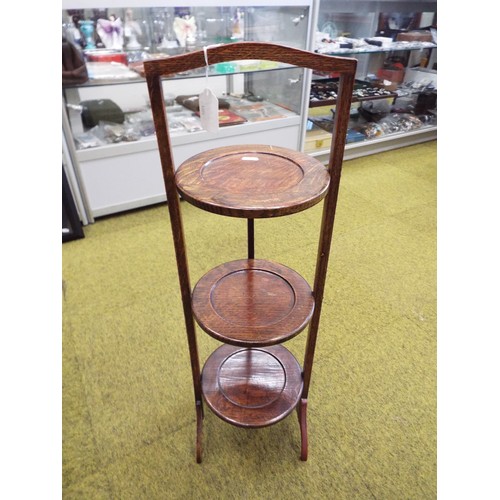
[
  {"x1": 192, "y1": 259, "x2": 314, "y2": 347},
  {"x1": 202, "y1": 344, "x2": 303, "y2": 428},
  {"x1": 175, "y1": 144, "x2": 330, "y2": 218}
]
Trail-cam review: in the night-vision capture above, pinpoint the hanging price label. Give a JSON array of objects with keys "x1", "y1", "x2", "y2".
[{"x1": 199, "y1": 88, "x2": 219, "y2": 133}]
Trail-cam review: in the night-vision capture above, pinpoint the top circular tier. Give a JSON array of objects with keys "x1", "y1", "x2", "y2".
[{"x1": 175, "y1": 144, "x2": 330, "y2": 218}]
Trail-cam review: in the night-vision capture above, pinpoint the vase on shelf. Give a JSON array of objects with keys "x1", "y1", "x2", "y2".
[{"x1": 79, "y1": 20, "x2": 96, "y2": 49}]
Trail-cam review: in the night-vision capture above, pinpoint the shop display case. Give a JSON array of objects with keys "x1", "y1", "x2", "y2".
[
  {"x1": 62, "y1": 0, "x2": 437, "y2": 221},
  {"x1": 62, "y1": 1, "x2": 316, "y2": 218},
  {"x1": 306, "y1": 0, "x2": 437, "y2": 162}
]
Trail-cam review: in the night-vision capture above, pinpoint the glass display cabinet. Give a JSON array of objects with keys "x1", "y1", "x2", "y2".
[
  {"x1": 62, "y1": 0, "x2": 437, "y2": 221},
  {"x1": 62, "y1": 0, "x2": 316, "y2": 219},
  {"x1": 306, "y1": 0, "x2": 437, "y2": 162}
]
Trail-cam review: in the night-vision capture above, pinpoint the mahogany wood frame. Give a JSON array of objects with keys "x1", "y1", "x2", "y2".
[{"x1": 145, "y1": 42, "x2": 356, "y2": 462}]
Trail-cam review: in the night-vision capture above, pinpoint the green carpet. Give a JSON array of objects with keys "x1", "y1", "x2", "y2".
[{"x1": 62, "y1": 141, "x2": 437, "y2": 499}]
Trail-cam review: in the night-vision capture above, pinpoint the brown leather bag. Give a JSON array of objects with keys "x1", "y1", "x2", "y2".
[
  {"x1": 175, "y1": 94, "x2": 230, "y2": 112},
  {"x1": 62, "y1": 37, "x2": 89, "y2": 85}
]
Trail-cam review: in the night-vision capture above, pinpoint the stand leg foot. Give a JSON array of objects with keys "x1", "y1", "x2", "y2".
[
  {"x1": 196, "y1": 400, "x2": 203, "y2": 463},
  {"x1": 297, "y1": 398, "x2": 308, "y2": 461}
]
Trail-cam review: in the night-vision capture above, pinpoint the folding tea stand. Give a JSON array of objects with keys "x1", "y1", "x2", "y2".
[{"x1": 145, "y1": 42, "x2": 356, "y2": 462}]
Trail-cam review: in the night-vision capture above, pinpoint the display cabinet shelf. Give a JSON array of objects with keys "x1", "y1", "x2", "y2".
[
  {"x1": 307, "y1": 124, "x2": 437, "y2": 161},
  {"x1": 305, "y1": 0, "x2": 437, "y2": 161},
  {"x1": 316, "y1": 42, "x2": 436, "y2": 57},
  {"x1": 309, "y1": 78, "x2": 397, "y2": 108},
  {"x1": 62, "y1": 62, "x2": 297, "y2": 89}
]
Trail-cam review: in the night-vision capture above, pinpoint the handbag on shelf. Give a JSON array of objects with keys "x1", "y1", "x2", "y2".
[{"x1": 79, "y1": 99, "x2": 125, "y2": 129}]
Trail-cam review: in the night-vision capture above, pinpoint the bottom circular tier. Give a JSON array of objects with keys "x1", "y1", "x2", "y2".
[{"x1": 202, "y1": 344, "x2": 303, "y2": 428}]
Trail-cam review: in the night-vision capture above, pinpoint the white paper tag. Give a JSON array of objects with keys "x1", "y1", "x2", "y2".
[{"x1": 199, "y1": 88, "x2": 219, "y2": 133}]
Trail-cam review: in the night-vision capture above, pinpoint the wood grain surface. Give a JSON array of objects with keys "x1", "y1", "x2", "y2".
[
  {"x1": 192, "y1": 259, "x2": 314, "y2": 347},
  {"x1": 144, "y1": 41, "x2": 357, "y2": 78},
  {"x1": 176, "y1": 145, "x2": 330, "y2": 218},
  {"x1": 202, "y1": 344, "x2": 303, "y2": 428}
]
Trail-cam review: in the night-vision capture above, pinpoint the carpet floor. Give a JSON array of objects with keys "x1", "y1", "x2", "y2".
[{"x1": 62, "y1": 141, "x2": 437, "y2": 499}]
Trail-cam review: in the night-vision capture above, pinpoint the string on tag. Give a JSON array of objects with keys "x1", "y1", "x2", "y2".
[
  {"x1": 203, "y1": 45, "x2": 209, "y2": 86},
  {"x1": 202, "y1": 44, "x2": 223, "y2": 83}
]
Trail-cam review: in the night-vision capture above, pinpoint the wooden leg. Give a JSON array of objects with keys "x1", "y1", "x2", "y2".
[
  {"x1": 297, "y1": 398, "x2": 308, "y2": 461},
  {"x1": 196, "y1": 400, "x2": 203, "y2": 463}
]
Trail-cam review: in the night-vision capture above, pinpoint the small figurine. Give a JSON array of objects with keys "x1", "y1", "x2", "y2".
[
  {"x1": 96, "y1": 15, "x2": 123, "y2": 50},
  {"x1": 231, "y1": 8, "x2": 244, "y2": 40},
  {"x1": 155, "y1": 9, "x2": 178, "y2": 49},
  {"x1": 124, "y1": 9, "x2": 142, "y2": 50},
  {"x1": 173, "y1": 13, "x2": 197, "y2": 47}
]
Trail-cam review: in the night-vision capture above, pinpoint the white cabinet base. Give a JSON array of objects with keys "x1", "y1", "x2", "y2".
[{"x1": 77, "y1": 119, "x2": 301, "y2": 218}]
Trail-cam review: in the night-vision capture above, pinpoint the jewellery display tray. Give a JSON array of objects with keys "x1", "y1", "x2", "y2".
[{"x1": 309, "y1": 78, "x2": 397, "y2": 108}]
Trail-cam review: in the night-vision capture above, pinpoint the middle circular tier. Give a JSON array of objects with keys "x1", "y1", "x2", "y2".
[{"x1": 192, "y1": 259, "x2": 315, "y2": 347}]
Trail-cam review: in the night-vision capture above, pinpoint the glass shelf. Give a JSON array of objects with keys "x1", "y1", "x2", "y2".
[
  {"x1": 316, "y1": 41, "x2": 436, "y2": 57},
  {"x1": 62, "y1": 60, "x2": 296, "y2": 89}
]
